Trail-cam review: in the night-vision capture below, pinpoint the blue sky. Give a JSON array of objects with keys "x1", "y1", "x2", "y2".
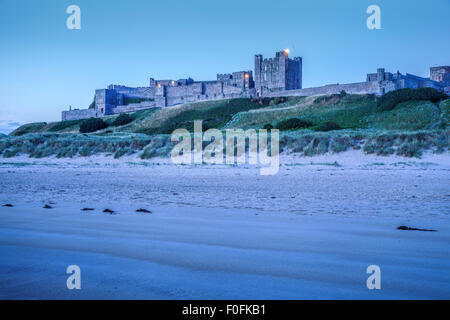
[{"x1": 0, "y1": 0, "x2": 449, "y2": 132}]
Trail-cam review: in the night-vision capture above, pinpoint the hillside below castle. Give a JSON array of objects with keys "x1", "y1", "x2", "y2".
[{"x1": 62, "y1": 50, "x2": 450, "y2": 121}]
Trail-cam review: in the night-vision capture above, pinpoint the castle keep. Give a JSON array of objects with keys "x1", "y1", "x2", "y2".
[
  {"x1": 254, "y1": 49, "x2": 302, "y2": 95},
  {"x1": 62, "y1": 50, "x2": 450, "y2": 121}
]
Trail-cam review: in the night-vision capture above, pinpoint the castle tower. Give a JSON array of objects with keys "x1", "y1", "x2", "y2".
[
  {"x1": 377, "y1": 68, "x2": 386, "y2": 81},
  {"x1": 254, "y1": 50, "x2": 302, "y2": 96},
  {"x1": 154, "y1": 83, "x2": 167, "y2": 108},
  {"x1": 94, "y1": 89, "x2": 117, "y2": 116}
]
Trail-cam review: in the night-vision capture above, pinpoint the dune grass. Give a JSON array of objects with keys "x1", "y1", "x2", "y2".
[
  {"x1": 440, "y1": 99, "x2": 450, "y2": 120},
  {"x1": 279, "y1": 129, "x2": 448, "y2": 158},
  {"x1": 0, "y1": 133, "x2": 160, "y2": 159},
  {"x1": 1, "y1": 128, "x2": 448, "y2": 159}
]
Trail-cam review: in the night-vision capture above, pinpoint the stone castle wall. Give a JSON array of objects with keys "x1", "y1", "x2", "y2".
[
  {"x1": 217, "y1": 71, "x2": 253, "y2": 89},
  {"x1": 61, "y1": 108, "x2": 96, "y2": 121},
  {"x1": 163, "y1": 82, "x2": 253, "y2": 107},
  {"x1": 264, "y1": 81, "x2": 381, "y2": 98},
  {"x1": 112, "y1": 101, "x2": 156, "y2": 114},
  {"x1": 108, "y1": 85, "x2": 155, "y2": 98}
]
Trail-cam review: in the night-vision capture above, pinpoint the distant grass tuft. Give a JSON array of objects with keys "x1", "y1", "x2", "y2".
[
  {"x1": 313, "y1": 121, "x2": 341, "y2": 132},
  {"x1": 275, "y1": 118, "x2": 314, "y2": 131},
  {"x1": 113, "y1": 114, "x2": 133, "y2": 126},
  {"x1": 79, "y1": 118, "x2": 108, "y2": 133}
]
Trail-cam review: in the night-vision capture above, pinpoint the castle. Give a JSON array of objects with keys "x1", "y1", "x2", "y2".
[{"x1": 62, "y1": 50, "x2": 450, "y2": 121}]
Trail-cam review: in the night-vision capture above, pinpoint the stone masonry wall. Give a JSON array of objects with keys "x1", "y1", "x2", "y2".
[
  {"x1": 112, "y1": 101, "x2": 157, "y2": 114},
  {"x1": 61, "y1": 109, "x2": 96, "y2": 121},
  {"x1": 255, "y1": 52, "x2": 286, "y2": 91},
  {"x1": 264, "y1": 81, "x2": 381, "y2": 97},
  {"x1": 286, "y1": 57, "x2": 302, "y2": 90}
]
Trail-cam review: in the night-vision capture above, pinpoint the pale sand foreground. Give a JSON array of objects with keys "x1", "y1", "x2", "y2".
[{"x1": 0, "y1": 151, "x2": 449, "y2": 299}]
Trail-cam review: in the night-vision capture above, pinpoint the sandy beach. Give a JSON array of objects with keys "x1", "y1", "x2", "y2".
[{"x1": 0, "y1": 151, "x2": 449, "y2": 299}]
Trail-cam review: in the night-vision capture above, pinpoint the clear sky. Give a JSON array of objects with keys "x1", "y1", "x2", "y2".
[{"x1": 0, "y1": 0, "x2": 449, "y2": 133}]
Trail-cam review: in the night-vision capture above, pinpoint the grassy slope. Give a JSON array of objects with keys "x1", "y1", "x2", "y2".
[
  {"x1": 226, "y1": 95, "x2": 377, "y2": 129},
  {"x1": 366, "y1": 101, "x2": 441, "y2": 130},
  {"x1": 117, "y1": 98, "x2": 272, "y2": 134},
  {"x1": 9, "y1": 114, "x2": 124, "y2": 136},
  {"x1": 11, "y1": 95, "x2": 449, "y2": 135},
  {"x1": 4, "y1": 96, "x2": 449, "y2": 159},
  {"x1": 10, "y1": 122, "x2": 48, "y2": 136}
]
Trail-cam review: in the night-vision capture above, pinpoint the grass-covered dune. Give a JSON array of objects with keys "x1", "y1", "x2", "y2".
[
  {"x1": 11, "y1": 93, "x2": 450, "y2": 136},
  {"x1": 0, "y1": 129, "x2": 448, "y2": 160},
  {"x1": 4, "y1": 90, "x2": 449, "y2": 159},
  {"x1": 0, "y1": 133, "x2": 159, "y2": 159},
  {"x1": 10, "y1": 108, "x2": 159, "y2": 136}
]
